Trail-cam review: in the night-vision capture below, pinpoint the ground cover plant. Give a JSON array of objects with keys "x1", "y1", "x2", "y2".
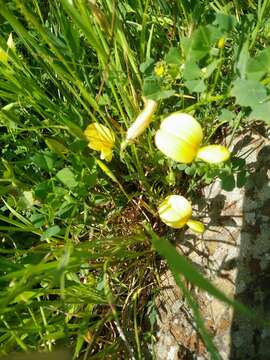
[{"x1": 1, "y1": 0, "x2": 270, "y2": 358}]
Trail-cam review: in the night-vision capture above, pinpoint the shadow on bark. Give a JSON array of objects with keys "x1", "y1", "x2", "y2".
[{"x1": 230, "y1": 141, "x2": 270, "y2": 359}]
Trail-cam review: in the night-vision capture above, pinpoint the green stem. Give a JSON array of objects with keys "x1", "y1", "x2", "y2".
[
  {"x1": 131, "y1": 145, "x2": 153, "y2": 197},
  {"x1": 183, "y1": 95, "x2": 226, "y2": 113}
]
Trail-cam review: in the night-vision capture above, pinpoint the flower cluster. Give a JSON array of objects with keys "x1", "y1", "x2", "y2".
[{"x1": 84, "y1": 105, "x2": 230, "y2": 233}]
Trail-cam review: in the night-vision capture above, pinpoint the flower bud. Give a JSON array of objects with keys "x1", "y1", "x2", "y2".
[
  {"x1": 218, "y1": 37, "x2": 225, "y2": 49},
  {"x1": 158, "y1": 195, "x2": 204, "y2": 232},
  {"x1": 7, "y1": 33, "x2": 15, "y2": 51},
  {"x1": 126, "y1": 98, "x2": 157, "y2": 142}
]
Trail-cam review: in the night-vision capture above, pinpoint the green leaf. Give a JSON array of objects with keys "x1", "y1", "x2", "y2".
[
  {"x1": 214, "y1": 13, "x2": 237, "y2": 32},
  {"x1": 140, "y1": 58, "x2": 155, "y2": 75},
  {"x1": 181, "y1": 36, "x2": 192, "y2": 59},
  {"x1": 185, "y1": 165, "x2": 196, "y2": 175},
  {"x1": 84, "y1": 173, "x2": 97, "y2": 188},
  {"x1": 35, "y1": 181, "x2": 53, "y2": 200},
  {"x1": 231, "y1": 157, "x2": 246, "y2": 169},
  {"x1": 143, "y1": 77, "x2": 175, "y2": 100},
  {"x1": 202, "y1": 59, "x2": 222, "y2": 79},
  {"x1": 236, "y1": 40, "x2": 249, "y2": 79},
  {"x1": 17, "y1": 191, "x2": 34, "y2": 209},
  {"x1": 188, "y1": 25, "x2": 221, "y2": 61},
  {"x1": 143, "y1": 76, "x2": 161, "y2": 97},
  {"x1": 247, "y1": 47, "x2": 270, "y2": 81},
  {"x1": 40, "y1": 225, "x2": 61, "y2": 241},
  {"x1": 30, "y1": 214, "x2": 47, "y2": 228},
  {"x1": 249, "y1": 102, "x2": 270, "y2": 124},
  {"x1": 219, "y1": 109, "x2": 235, "y2": 124},
  {"x1": 153, "y1": 89, "x2": 176, "y2": 100},
  {"x1": 13, "y1": 291, "x2": 37, "y2": 304},
  {"x1": 70, "y1": 140, "x2": 88, "y2": 152},
  {"x1": 185, "y1": 79, "x2": 206, "y2": 93},
  {"x1": 56, "y1": 201, "x2": 75, "y2": 217},
  {"x1": 74, "y1": 334, "x2": 85, "y2": 359},
  {"x1": 231, "y1": 79, "x2": 267, "y2": 107},
  {"x1": 220, "y1": 174, "x2": 235, "y2": 191},
  {"x1": 32, "y1": 152, "x2": 57, "y2": 172},
  {"x1": 183, "y1": 61, "x2": 201, "y2": 80},
  {"x1": 165, "y1": 47, "x2": 181, "y2": 65},
  {"x1": 237, "y1": 170, "x2": 248, "y2": 188},
  {"x1": 45, "y1": 138, "x2": 68, "y2": 156},
  {"x1": 56, "y1": 168, "x2": 78, "y2": 189},
  {"x1": 176, "y1": 164, "x2": 187, "y2": 171}
]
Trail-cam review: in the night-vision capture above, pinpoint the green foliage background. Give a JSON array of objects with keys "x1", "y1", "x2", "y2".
[{"x1": 1, "y1": 0, "x2": 270, "y2": 358}]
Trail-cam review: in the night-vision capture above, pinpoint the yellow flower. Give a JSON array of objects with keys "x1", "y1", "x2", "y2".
[
  {"x1": 217, "y1": 37, "x2": 225, "y2": 49},
  {"x1": 84, "y1": 123, "x2": 115, "y2": 162},
  {"x1": 155, "y1": 113, "x2": 230, "y2": 164},
  {"x1": 155, "y1": 113, "x2": 203, "y2": 163},
  {"x1": 154, "y1": 62, "x2": 166, "y2": 77},
  {"x1": 158, "y1": 195, "x2": 205, "y2": 232}
]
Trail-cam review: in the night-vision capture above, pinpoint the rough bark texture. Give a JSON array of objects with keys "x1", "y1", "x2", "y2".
[{"x1": 155, "y1": 127, "x2": 270, "y2": 359}]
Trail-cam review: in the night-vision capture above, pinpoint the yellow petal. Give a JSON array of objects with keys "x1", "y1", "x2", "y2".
[
  {"x1": 154, "y1": 62, "x2": 166, "y2": 77},
  {"x1": 158, "y1": 195, "x2": 192, "y2": 229},
  {"x1": 84, "y1": 123, "x2": 115, "y2": 161},
  {"x1": 186, "y1": 219, "x2": 205, "y2": 233},
  {"x1": 155, "y1": 129, "x2": 197, "y2": 163},
  {"x1": 155, "y1": 113, "x2": 203, "y2": 163},
  {"x1": 100, "y1": 147, "x2": 113, "y2": 161},
  {"x1": 196, "y1": 145, "x2": 230, "y2": 164},
  {"x1": 160, "y1": 113, "x2": 203, "y2": 149}
]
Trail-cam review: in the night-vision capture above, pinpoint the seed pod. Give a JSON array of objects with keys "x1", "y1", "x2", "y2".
[{"x1": 126, "y1": 98, "x2": 158, "y2": 142}]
